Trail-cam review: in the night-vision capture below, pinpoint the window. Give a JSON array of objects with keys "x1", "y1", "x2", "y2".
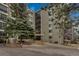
[
  {"x1": 74, "y1": 28, "x2": 77, "y2": 31},
  {"x1": 48, "y1": 12, "x2": 51, "y2": 16},
  {"x1": 49, "y1": 36, "x2": 52, "y2": 39},
  {"x1": 49, "y1": 24, "x2": 51, "y2": 27},
  {"x1": 49, "y1": 30, "x2": 52, "y2": 33},
  {"x1": 2, "y1": 14, "x2": 6, "y2": 21},
  {"x1": 0, "y1": 4, "x2": 7, "y2": 13},
  {"x1": 0, "y1": 14, "x2": 7, "y2": 21},
  {"x1": 55, "y1": 27, "x2": 58, "y2": 29},
  {"x1": 0, "y1": 22, "x2": 3, "y2": 29},
  {"x1": 2, "y1": 23, "x2": 5, "y2": 29},
  {"x1": 54, "y1": 21, "x2": 58, "y2": 25},
  {"x1": 0, "y1": 14, "x2": 1, "y2": 19},
  {"x1": 51, "y1": 19, "x2": 54, "y2": 22},
  {"x1": 11, "y1": 11, "x2": 16, "y2": 17},
  {"x1": 77, "y1": 31, "x2": 79, "y2": 34},
  {"x1": 0, "y1": 31, "x2": 3, "y2": 36}
]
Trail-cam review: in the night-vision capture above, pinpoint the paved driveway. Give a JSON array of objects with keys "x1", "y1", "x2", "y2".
[{"x1": 0, "y1": 45, "x2": 79, "y2": 56}]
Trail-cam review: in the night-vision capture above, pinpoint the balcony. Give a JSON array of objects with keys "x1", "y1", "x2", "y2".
[{"x1": 0, "y1": 4, "x2": 8, "y2": 13}]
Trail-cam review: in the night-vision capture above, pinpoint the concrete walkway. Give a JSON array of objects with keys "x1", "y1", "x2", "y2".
[
  {"x1": 0, "y1": 44, "x2": 78, "y2": 56},
  {"x1": 0, "y1": 43, "x2": 79, "y2": 56}
]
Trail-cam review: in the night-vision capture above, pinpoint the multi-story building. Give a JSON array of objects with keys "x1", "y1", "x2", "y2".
[
  {"x1": 27, "y1": 9, "x2": 35, "y2": 31},
  {"x1": 47, "y1": 4, "x2": 64, "y2": 44},
  {"x1": 72, "y1": 21, "x2": 79, "y2": 41},
  {"x1": 35, "y1": 10, "x2": 49, "y2": 41},
  {"x1": 28, "y1": 9, "x2": 49, "y2": 41},
  {"x1": 8, "y1": 3, "x2": 26, "y2": 19},
  {"x1": 27, "y1": 4, "x2": 75, "y2": 44},
  {"x1": 0, "y1": 3, "x2": 9, "y2": 39},
  {"x1": 28, "y1": 6, "x2": 64, "y2": 44},
  {"x1": 47, "y1": 3, "x2": 79, "y2": 44},
  {"x1": 0, "y1": 3, "x2": 27, "y2": 40}
]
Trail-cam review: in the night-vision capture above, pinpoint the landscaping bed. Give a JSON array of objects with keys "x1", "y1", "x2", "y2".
[{"x1": 5, "y1": 44, "x2": 22, "y2": 48}]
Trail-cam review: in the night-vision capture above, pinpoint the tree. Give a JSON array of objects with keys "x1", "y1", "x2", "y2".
[
  {"x1": 4, "y1": 3, "x2": 34, "y2": 44},
  {"x1": 48, "y1": 4, "x2": 74, "y2": 44}
]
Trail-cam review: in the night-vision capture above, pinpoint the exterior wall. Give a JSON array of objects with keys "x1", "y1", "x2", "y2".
[
  {"x1": 27, "y1": 4, "x2": 64, "y2": 44},
  {"x1": 50, "y1": 16, "x2": 63, "y2": 44},
  {"x1": 35, "y1": 12, "x2": 41, "y2": 40},
  {"x1": 29, "y1": 10, "x2": 49, "y2": 41},
  {"x1": 48, "y1": 4, "x2": 64, "y2": 44},
  {"x1": 27, "y1": 10, "x2": 35, "y2": 31},
  {"x1": 72, "y1": 21, "x2": 79, "y2": 41},
  {"x1": 31, "y1": 12, "x2": 35, "y2": 31},
  {"x1": 29, "y1": 8, "x2": 63, "y2": 44},
  {"x1": 0, "y1": 3, "x2": 8, "y2": 39},
  {"x1": 40, "y1": 10, "x2": 49, "y2": 41}
]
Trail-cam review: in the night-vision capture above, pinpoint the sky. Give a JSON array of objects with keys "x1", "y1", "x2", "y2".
[
  {"x1": 27, "y1": 3, "x2": 79, "y2": 21},
  {"x1": 69, "y1": 4, "x2": 79, "y2": 21},
  {"x1": 69, "y1": 10, "x2": 79, "y2": 21},
  {"x1": 27, "y1": 3, "x2": 48, "y2": 12}
]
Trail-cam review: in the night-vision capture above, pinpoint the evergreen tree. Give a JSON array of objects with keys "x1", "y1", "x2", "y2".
[{"x1": 5, "y1": 3, "x2": 34, "y2": 43}]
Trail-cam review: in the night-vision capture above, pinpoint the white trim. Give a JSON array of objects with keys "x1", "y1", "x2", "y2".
[
  {"x1": 0, "y1": 29, "x2": 4, "y2": 32},
  {"x1": 35, "y1": 34, "x2": 44, "y2": 36},
  {"x1": 0, "y1": 3, "x2": 8, "y2": 7},
  {"x1": 0, "y1": 20, "x2": 5, "y2": 23},
  {"x1": 9, "y1": 16, "x2": 15, "y2": 20},
  {"x1": 49, "y1": 27, "x2": 52, "y2": 30},
  {"x1": 0, "y1": 10, "x2": 8, "y2": 15}
]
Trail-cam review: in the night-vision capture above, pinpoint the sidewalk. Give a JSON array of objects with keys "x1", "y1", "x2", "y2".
[
  {"x1": 45, "y1": 43, "x2": 79, "y2": 49},
  {"x1": 22, "y1": 42, "x2": 79, "y2": 50}
]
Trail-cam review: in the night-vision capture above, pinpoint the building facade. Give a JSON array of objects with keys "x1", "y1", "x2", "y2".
[
  {"x1": 23, "y1": 3, "x2": 78, "y2": 44},
  {"x1": 27, "y1": 9, "x2": 35, "y2": 32},
  {"x1": 47, "y1": 4, "x2": 64, "y2": 44},
  {"x1": 34, "y1": 10, "x2": 49, "y2": 41},
  {"x1": 72, "y1": 21, "x2": 79, "y2": 41},
  {"x1": 0, "y1": 3, "x2": 9, "y2": 39},
  {"x1": 28, "y1": 7, "x2": 64, "y2": 44},
  {"x1": 0, "y1": 3, "x2": 27, "y2": 40}
]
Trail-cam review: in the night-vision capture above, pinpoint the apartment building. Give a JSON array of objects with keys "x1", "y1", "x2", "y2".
[
  {"x1": 27, "y1": 9, "x2": 48, "y2": 41},
  {"x1": 0, "y1": 3, "x2": 27, "y2": 39},
  {"x1": 47, "y1": 3, "x2": 79, "y2": 44},
  {"x1": 27, "y1": 9, "x2": 35, "y2": 31},
  {"x1": 27, "y1": 4, "x2": 75, "y2": 44},
  {"x1": 71, "y1": 21, "x2": 79, "y2": 41},
  {"x1": 47, "y1": 4, "x2": 64, "y2": 44},
  {"x1": 33, "y1": 10, "x2": 49, "y2": 41},
  {"x1": 0, "y1": 3, "x2": 9, "y2": 39},
  {"x1": 35, "y1": 12, "x2": 41, "y2": 40},
  {"x1": 28, "y1": 7, "x2": 63, "y2": 44},
  {"x1": 0, "y1": 3, "x2": 16, "y2": 40}
]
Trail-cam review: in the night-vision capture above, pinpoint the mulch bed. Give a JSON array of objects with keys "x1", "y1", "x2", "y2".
[
  {"x1": 5, "y1": 40, "x2": 47, "y2": 48},
  {"x1": 33, "y1": 40, "x2": 46, "y2": 45},
  {"x1": 5, "y1": 44, "x2": 22, "y2": 48}
]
